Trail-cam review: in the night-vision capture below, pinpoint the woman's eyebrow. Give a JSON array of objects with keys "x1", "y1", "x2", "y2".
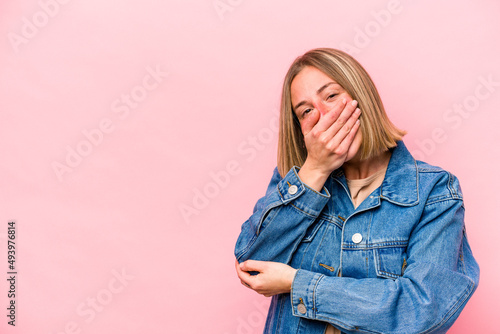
[
  {"x1": 293, "y1": 82, "x2": 337, "y2": 111},
  {"x1": 317, "y1": 82, "x2": 336, "y2": 94}
]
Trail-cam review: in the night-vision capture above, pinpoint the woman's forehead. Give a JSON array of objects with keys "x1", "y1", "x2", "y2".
[{"x1": 291, "y1": 67, "x2": 343, "y2": 100}]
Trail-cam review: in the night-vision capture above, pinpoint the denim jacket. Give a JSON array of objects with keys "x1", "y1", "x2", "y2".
[{"x1": 235, "y1": 141, "x2": 479, "y2": 334}]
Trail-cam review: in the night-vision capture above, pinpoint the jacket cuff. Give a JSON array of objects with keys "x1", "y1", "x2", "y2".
[
  {"x1": 278, "y1": 166, "x2": 330, "y2": 217},
  {"x1": 291, "y1": 269, "x2": 323, "y2": 319}
]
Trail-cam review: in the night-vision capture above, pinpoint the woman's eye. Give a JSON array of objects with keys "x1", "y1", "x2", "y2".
[
  {"x1": 302, "y1": 108, "x2": 312, "y2": 118},
  {"x1": 327, "y1": 93, "x2": 336, "y2": 100}
]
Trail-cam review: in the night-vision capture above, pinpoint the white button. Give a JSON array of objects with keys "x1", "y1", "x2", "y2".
[
  {"x1": 297, "y1": 303, "x2": 307, "y2": 314},
  {"x1": 288, "y1": 185, "x2": 298, "y2": 195},
  {"x1": 352, "y1": 233, "x2": 363, "y2": 244}
]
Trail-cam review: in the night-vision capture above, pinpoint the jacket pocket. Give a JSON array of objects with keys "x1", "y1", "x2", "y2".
[{"x1": 374, "y1": 243, "x2": 408, "y2": 279}]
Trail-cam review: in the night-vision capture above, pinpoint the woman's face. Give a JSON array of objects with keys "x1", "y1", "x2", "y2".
[{"x1": 290, "y1": 66, "x2": 362, "y2": 162}]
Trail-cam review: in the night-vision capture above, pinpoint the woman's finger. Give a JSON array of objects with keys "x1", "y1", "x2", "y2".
[
  {"x1": 239, "y1": 259, "x2": 266, "y2": 273},
  {"x1": 335, "y1": 118, "x2": 361, "y2": 154},
  {"x1": 313, "y1": 98, "x2": 352, "y2": 133},
  {"x1": 319, "y1": 100, "x2": 358, "y2": 140},
  {"x1": 235, "y1": 259, "x2": 248, "y2": 277},
  {"x1": 323, "y1": 107, "x2": 361, "y2": 150},
  {"x1": 240, "y1": 280, "x2": 251, "y2": 288}
]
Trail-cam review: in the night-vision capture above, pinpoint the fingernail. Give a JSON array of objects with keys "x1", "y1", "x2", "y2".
[
  {"x1": 355, "y1": 108, "x2": 361, "y2": 115},
  {"x1": 351, "y1": 100, "x2": 358, "y2": 107},
  {"x1": 342, "y1": 98, "x2": 346, "y2": 104}
]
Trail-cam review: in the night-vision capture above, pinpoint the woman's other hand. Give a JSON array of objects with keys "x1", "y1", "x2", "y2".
[{"x1": 235, "y1": 259, "x2": 297, "y2": 297}]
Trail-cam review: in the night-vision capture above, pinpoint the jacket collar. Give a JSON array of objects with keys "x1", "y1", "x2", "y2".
[{"x1": 331, "y1": 141, "x2": 419, "y2": 207}]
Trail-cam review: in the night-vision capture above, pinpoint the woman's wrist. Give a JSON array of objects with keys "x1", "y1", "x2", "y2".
[{"x1": 297, "y1": 161, "x2": 331, "y2": 192}]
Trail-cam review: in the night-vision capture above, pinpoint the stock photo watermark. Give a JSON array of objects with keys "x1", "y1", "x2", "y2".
[
  {"x1": 223, "y1": 299, "x2": 269, "y2": 334},
  {"x1": 8, "y1": 0, "x2": 73, "y2": 53},
  {"x1": 6, "y1": 221, "x2": 17, "y2": 327},
  {"x1": 49, "y1": 267, "x2": 134, "y2": 334},
  {"x1": 179, "y1": 113, "x2": 279, "y2": 224},
  {"x1": 51, "y1": 64, "x2": 168, "y2": 182},
  {"x1": 412, "y1": 74, "x2": 498, "y2": 160},
  {"x1": 213, "y1": 0, "x2": 244, "y2": 21},
  {"x1": 338, "y1": 0, "x2": 403, "y2": 55}
]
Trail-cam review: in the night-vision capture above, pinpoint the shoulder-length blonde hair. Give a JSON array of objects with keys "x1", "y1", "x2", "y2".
[{"x1": 277, "y1": 48, "x2": 406, "y2": 177}]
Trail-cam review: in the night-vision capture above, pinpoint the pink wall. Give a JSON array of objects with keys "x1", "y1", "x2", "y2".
[{"x1": 1, "y1": 0, "x2": 498, "y2": 333}]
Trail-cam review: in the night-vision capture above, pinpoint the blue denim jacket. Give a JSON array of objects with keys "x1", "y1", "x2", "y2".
[{"x1": 235, "y1": 141, "x2": 479, "y2": 334}]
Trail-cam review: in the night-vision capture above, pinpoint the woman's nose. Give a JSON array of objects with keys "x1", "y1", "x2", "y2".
[{"x1": 313, "y1": 101, "x2": 328, "y2": 117}]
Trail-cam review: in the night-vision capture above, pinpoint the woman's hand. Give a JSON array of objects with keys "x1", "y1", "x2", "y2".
[
  {"x1": 235, "y1": 259, "x2": 297, "y2": 297},
  {"x1": 298, "y1": 99, "x2": 361, "y2": 191}
]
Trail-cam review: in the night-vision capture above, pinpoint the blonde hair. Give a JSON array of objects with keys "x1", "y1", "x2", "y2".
[{"x1": 277, "y1": 48, "x2": 406, "y2": 177}]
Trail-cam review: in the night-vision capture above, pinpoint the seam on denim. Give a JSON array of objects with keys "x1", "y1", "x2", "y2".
[
  {"x1": 379, "y1": 195, "x2": 419, "y2": 207},
  {"x1": 255, "y1": 201, "x2": 282, "y2": 236},
  {"x1": 277, "y1": 185, "x2": 284, "y2": 201},
  {"x1": 342, "y1": 241, "x2": 408, "y2": 250},
  {"x1": 310, "y1": 224, "x2": 329, "y2": 269},
  {"x1": 381, "y1": 155, "x2": 420, "y2": 207},
  {"x1": 318, "y1": 214, "x2": 343, "y2": 229},
  {"x1": 275, "y1": 294, "x2": 285, "y2": 333},
  {"x1": 339, "y1": 227, "x2": 345, "y2": 278},
  {"x1": 419, "y1": 279, "x2": 475, "y2": 334},
  {"x1": 446, "y1": 172, "x2": 457, "y2": 198},
  {"x1": 365, "y1": 254, "x2": 370, "y2": 278},
  {"x1": 375, "y1": 248, "x2": 403, "y2": 279},
  {"x1": 366, "y1": 210, "x2": 373, "y2": 265},
  {"x1": 329, "y1": 220, "x2": 343, "y2": 230},
  {"x1": 235, "y1": 233, "x2": 258, "y2": 260},
  {"x1": 294, "y1": 318, "x2": 303, "y2": 334},
  {"x1": 372, "y1": 248, "x2": 379, "y2": 278},
  {"x1": 425, "y1": 197, "x2": 463, "y2": 206},
  {"x1": 290, "y1": 270, "x2": 298, "y2": 317},
  {"x1": 237, "y1": 201, "x2": 283, "y2": 258},
  {"x1": 302, "y1": 182, "x2": 330, "y2": 198},
  {"x1": 301, "y1": 217, "x2": 325, "y2": 243},
  {"x1": 312, "y1": 274, "x2": 324, "y2": 319},
  {"x1": 368, "y1": 240, "x2": 408, "y2": 247},
  {"x1": 459, "y1": 230, "x2": 467, "y2": 277},
  {"x1": 332, "y1": 176, "x2": 352, "y2": 202},
  {"x1": 418, "y1": 166, "x2": 445, "y2": 172},
  {"x1": 377, "y1": 270, "x2": 400, "y2": 279},
  {"x1": 314, "y1": 313, "x2": 378, "y2": 333},
  {"x1": 426, "y1": 193, "x2": 461, "y2": 204},
  {"x1": 256, "y1": 204, "x2": 282, "y2": 236},
  {"x1": 297, "y1": 247, "x2": 309, "y2": 274},
  {"x1": 290, "y1": 203, "x2": 318, "y2": 218}
]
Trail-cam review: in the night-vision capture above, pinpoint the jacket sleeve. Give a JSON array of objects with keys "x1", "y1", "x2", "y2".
[
  {"x1": 235, "y1": 166, "x2": 331, "y2": 264},
  {"x1": 290, "y1": 177, "x2": 480, "y2": 334}
]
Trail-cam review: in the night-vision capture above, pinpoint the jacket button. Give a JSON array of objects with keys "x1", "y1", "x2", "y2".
[
  {"x1": 288, "y1": 185, "x2": 298, "y2": 195},
  {"x1": 297, "y1": 303, "x2": 307, "y2": 314},
  {"x1": 352, "y1": 233, "x2": 363, "y2": 243}
]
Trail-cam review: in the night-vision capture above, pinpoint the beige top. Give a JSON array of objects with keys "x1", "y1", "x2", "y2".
[
  {"x1": 346, "y1": 167, "x2": 387, "y2": 209},
  {"x1": 325, "y1": 167, "x2": 387, "y2": 334}
]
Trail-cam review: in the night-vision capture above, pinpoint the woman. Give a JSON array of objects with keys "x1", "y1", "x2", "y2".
[{"x1": 234, "y1": 48, "x2": 479, "y2": 334}]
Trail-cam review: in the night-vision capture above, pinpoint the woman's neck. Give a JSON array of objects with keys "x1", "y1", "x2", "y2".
[{"x1": 343, "y1": 150, "x2": 392, "y2": 180}]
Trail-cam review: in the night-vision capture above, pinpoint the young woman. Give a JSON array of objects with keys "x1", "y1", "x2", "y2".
[{"x1": 234, "y1": 48, "x2": 479, "y2": 334}]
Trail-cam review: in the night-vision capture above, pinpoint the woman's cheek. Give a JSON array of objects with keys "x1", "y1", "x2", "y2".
[{"x1": 300, "y1": 109, "x2": 320, "y2": 134}]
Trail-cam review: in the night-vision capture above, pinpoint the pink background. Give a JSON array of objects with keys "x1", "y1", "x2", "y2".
[{"x1": 1, "y1": 1, "x2": 499, "y2": 333}]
